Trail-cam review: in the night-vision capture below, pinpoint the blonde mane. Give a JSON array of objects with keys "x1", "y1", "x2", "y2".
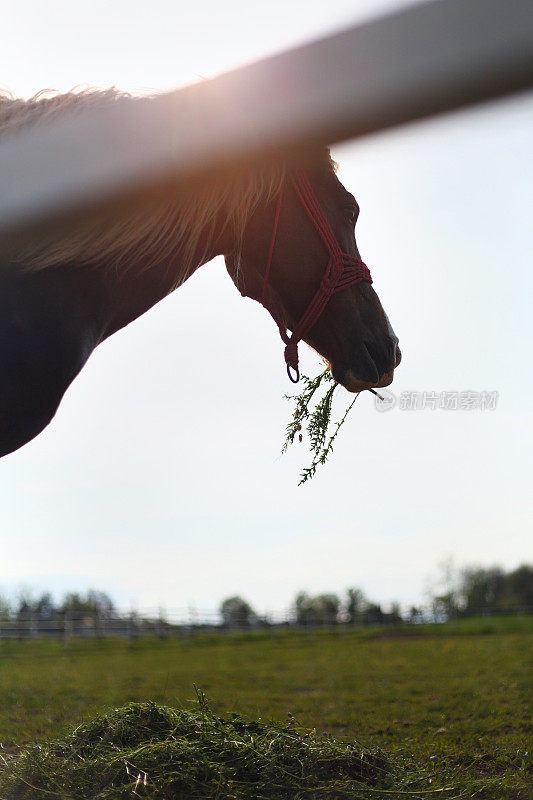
[{"x1": 0, "y1": 88, "x2": 287, "y2": 285}]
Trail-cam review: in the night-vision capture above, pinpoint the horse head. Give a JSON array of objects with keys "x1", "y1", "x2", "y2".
[{"x1": 225, "y1": 151, "x2": 401, "y2": 391}]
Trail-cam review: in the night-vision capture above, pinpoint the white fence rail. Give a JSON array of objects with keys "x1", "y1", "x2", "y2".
[
  {"x1": 1, "y1": 607, "x2": 530, "y2": 645},
  {"x1": 1, "y1": 0, "x2": 532, "y2": 243}
]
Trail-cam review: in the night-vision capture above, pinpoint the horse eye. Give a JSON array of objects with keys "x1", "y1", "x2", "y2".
[{"x1": 346, "y1": 207, "x2": 357, "y2": 224}]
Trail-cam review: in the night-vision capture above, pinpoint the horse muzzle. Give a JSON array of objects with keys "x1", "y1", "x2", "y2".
[{"x1": 331, "y1": 342, "x2": 401, "y2": 394}]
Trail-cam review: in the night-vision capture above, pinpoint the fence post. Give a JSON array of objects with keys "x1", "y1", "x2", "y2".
[
  {"x1": 157, "y1": 606, "x2": 167, "y2": 640},
  {"x1": 64, "y1": 612, "x2": 72, "y2": 650},
  {"x1": 188, "y1": 604, "x2": 196, "y2": 638},
  {"x1": 128, "y1": 609, "x2": 138, "y2": 646},
  {"x1": 95, "y1": 609, "x2": 105, "y2": 639}
]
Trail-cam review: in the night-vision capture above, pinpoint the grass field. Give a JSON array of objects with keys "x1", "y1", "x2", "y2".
[{"x1": 0, "y1": 617, "x2": 531, "y2": 798}]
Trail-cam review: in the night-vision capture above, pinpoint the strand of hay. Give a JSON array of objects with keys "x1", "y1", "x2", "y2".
[{"x1": 283, "y1": 370, "x2": 370, "y2": 485}]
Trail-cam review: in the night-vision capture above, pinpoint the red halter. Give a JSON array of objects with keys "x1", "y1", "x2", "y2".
[{"x1": 257, "y1": 169, "x2": 372, "y2": 382}]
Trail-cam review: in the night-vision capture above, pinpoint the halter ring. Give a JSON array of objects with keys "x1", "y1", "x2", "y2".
[{"x1": 286, "y1": 364, "x2": 300, "y2": 383}]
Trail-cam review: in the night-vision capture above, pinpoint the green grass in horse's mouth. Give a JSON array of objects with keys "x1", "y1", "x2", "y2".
[{"x1": 282, "y1": 369, "x2": 383, "y2": 484}]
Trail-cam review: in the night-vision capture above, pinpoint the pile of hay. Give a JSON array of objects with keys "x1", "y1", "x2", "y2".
[{"x1": 0, "y1": 697, "x2": 397, "y2": 799}]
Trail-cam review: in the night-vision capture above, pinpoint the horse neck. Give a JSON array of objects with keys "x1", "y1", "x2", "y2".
[{"x1": 99, "y1": 207, "x2": 233, "y2": 340}]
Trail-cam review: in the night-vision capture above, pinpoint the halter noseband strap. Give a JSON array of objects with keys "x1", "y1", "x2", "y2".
[{"x1": 244, "y1": 169, "x2": 372, "y2": 383}]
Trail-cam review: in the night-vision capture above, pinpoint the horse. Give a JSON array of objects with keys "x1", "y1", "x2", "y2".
[{"x1": 0, "y1": 89, "x2": 401, "y2": 458}]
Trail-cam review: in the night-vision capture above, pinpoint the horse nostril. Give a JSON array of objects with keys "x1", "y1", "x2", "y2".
[
  {"x1": 364, "y1": 339, "x2": 383, "y2": 367},
  {"x1": 358, "y1": 344, "x2": 380, "y2": 383},
  {"x1": 364, "y1": 337, "x2": 397, "y2": 378}
]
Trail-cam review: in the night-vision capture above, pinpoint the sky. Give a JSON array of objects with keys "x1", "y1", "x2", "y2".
[{"x1": 0, "y1": 0, "x2": 531, "y2": 618}]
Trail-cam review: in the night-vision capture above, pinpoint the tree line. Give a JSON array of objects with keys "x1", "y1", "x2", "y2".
[
  {"x1": 430, "y1": 563, "x2": 532, "y2": 620},
  {"x1": 0, "y1": 590, "x2": 115, "y2": 621},
  {"x1": 220, "y1": 564, "x2": 532, "y2": 627},
  {"x1": 219, "y1": 589, "x2": 403, "y2": 627},
  {"x1": 1, "y1": 564, "x2": 530, "y2": 629}
]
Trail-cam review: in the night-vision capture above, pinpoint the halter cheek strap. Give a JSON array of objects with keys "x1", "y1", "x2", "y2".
[{"x1": 242, "y1": 169, "x2": 372, "y2": 383}]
